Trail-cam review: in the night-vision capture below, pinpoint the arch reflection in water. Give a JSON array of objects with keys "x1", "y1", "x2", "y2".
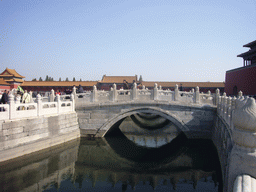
[
  {"x1": 75, "y1": 135, "x2": 222, "y2": 191},
  {"x1": 117, "y1": 112, "x2": 182, "y2": 148}
]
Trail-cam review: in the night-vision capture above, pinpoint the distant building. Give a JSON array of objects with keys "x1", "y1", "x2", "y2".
[
  {"x1": 97, "y1": 75, "x2": 138, "y2": 90},
  {"x1": 225, "y1": 40, "x2": 256, "y2": 96},
  {"x1": 0, "y1": 68, "x2": 25, "y2": 93},
  {"x1": 21, "y1": 81, "x2": 98, "y2": 93},
  {"x1": 97, "y1": 75, "x2": 224, "y2": 93},
  {"x1": 0, "y1": 68, "x2": 225, "y2": 94}
]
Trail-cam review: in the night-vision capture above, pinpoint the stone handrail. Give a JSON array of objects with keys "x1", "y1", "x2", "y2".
[
  {"x1": 73, "y1": 83, "x2": 220, "y2": 106},
  {"x1": 215, "y1": 90, "x2": 256, "y2": 191},
  {"x1": 0, "y1": 93, "x2": 75, "y2": 121}
]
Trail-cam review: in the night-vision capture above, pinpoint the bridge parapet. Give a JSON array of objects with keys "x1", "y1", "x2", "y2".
[
  {"x1": 214, "y1": 90, "x2": 256, "y2": 191},
  {"x1": 74, "y1": 83, "x2": 217, "y2": 107}
]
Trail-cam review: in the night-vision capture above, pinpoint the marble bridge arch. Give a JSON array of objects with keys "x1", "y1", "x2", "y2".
[
  {"x1": 77, "y1": 102, "x2": 215, "y2": 139},
  {"x1": 99, "y1": 107, "x2": 189, "y2": 137}
]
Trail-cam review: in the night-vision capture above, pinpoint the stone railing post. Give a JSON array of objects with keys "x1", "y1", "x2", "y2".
[
  {"x1": 226, "y1": 97, "x2": 232, "y2": 125},
  {"x1": 110, "y1": 84, "x2": 117, "y2": 101},
  {"x1": 230, "y1": 97, "x2": 236, "y2": 131},
  {"x1": 222, "y1": 93, "x2": 227, "y2": 117},
  {"x1": 8, "y1": 94, "x2": 15, "y2": 120},
  {"x1": 56, "y1": 94, "x2": 61, "y2": 114},
  {"x1": 92, "y1": 85, "x2": 97, "y2": 102},
  {"x1": 217, "y1": 96, "x2": 222, "y2": 114},
  {"x1": 72, "y1": 86, "x2": 77, "y2": 98},
  {"x1": 70, "y1": 94, "x2": 75, "y2": 112},
  {"x1": 174, "y1": 84, "x2": 179, "y2": 101},
  {"x1": 49, "y1": 89, "x2": 55, "y2": 102},
  {"x1": 36, "y1": 94, "x2": 42, "y2": 116},
  {"x1": 215, "y1": 88, "x2": 220, "y2": 106},
  {"x1": 153, "y1": 83, "x2": 158, "y2": 101},
  {"x1": 194, "y1": 86, "x2": 200, "y2": 104},
  {"x1": 228, "y1": 97, "x2": 256, "y2": 191},
  {"x1": 29, "y1": 91, "x2": 33, "y2": 102},
  {"x1": 238, "y1": 90, "x2": 243, "y2": 98},
  {"x1": 132, "y1": 82, "x2": 137, "y2": 100}
]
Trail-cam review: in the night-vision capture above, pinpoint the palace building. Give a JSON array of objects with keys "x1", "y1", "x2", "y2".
[
  {"x1": 21, "y1": 81, "x2": 98, "y2": 93},
  {"x1": 97, "y1": 75, "x2": 139, "y2": 90},
  {"x1": 0, "y1": 68, "x2": 225, "y2": 94},
  {"x1": 225, "y1": 40, "x2": 256, "y2": 96},
  {"x1": 0, "y1": 68, "x2": 25, "y2": 93}
]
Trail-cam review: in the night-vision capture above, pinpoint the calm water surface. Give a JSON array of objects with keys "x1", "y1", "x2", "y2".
[{"x1": 0, "y1": 132, "x2": 222, "y2": 192}]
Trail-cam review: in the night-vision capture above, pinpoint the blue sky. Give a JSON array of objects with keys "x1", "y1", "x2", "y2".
[{"x1": 0, "y1": 0, "x2": 255, "y2": 82}]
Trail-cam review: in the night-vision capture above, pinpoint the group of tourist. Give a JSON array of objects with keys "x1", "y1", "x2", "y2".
[{"x1": 0, "y1": 90, "x2": 9, "y2": 104}]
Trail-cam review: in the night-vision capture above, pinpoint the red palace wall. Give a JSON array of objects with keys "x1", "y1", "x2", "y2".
[
  {"x1": 0, "y1": 85, "x2": 10, "y2": 92},
  {"x1": 225, "y1": 65, "x2": 256, "y2": 96}
]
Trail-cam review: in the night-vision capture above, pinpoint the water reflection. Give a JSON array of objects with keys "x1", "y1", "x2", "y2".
[
  {"x1": 0, "y1": 116, "x2": 222, "y2": 192},
  {"x1": 118, "y1": 115, "x2": 181, "y2": 148}
]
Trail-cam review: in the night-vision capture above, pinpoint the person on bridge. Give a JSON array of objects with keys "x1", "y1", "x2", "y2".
[
  {"x1": 22, "y1": 90, "x2": 31, "y2": 103},
  {"x1": 0, "y1": 90, "x2": 8, "y2": 104},
  {"x1": 77, "y1": 84, "x2": 84, "y2": 93},
  {"x1": 123, "y1": 80, "x2": 129, "y2": 95},
  {"x1": 123, "y1": 80, "x2": 129, "y2": 90},
  {"x1": 55, "y1": 90, "x2": 61, "y2": 95}
]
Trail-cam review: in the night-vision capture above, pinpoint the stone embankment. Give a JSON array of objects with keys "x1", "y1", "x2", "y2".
[{"x1": 0, "y1": 92, "x2": 80, "y2": 162}]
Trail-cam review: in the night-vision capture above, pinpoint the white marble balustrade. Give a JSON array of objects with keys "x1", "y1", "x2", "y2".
[
  {"x1": 0, "y1": 93, "x2": 75, "y2": 120},
  {"x1": 74, "y1": 83, "x2": 220, "y2": 106}
]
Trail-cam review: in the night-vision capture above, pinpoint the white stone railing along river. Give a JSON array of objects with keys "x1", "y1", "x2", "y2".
[{"x1": 0, "y1": 92, "x2": 75, "y2": 121}]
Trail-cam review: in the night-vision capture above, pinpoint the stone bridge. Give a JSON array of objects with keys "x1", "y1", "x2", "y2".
[
  {"x1": 76, "y1": 101, "x2": 215, "y2": 139},
  {"x1": 74, "y1": 83, "x2": 217, "y2": 138}
]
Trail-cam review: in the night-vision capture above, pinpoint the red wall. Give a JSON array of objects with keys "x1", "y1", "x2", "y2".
[{"x1": 225, "y1": 65, "x2": 256, "y2": 96}]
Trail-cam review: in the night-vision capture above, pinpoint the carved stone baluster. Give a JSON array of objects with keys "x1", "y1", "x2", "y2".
[
  {"x1": 215, "y1": 88, "x2": 220, "y2": 106},
  {"x1": 222, "y1": 93, "x2": 227, "y2": 117},
  {"x1": 132, "y1": 82, "x2": 137, "y2": 100},
  {"x1": 153, "y1": 83, "x2": 158, "y2": 101},
  {"x1": 226, "y1": 97, "x2": 232, "y2": 126},
  {"x1": 228, "y1": 97, "x2": 256, "y2": 191},
  {"x1": 36, "y1": 94, "x2": 42, "y2": 116},
  {"x1": 92, "y1": 85, "x2": 98, "y2": 102},
  {"x1": 174, "y1": 84, "x2": 179, "y2": 101},
  {"x1": 194, "y1": 86, "x2": 200, "y2": 104},
  {"x1": 8, "y1": 93, "x2": 15, "y2": 120}
]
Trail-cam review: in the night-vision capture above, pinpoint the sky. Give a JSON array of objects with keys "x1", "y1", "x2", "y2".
[{"x1": 0, "y1": 0, "x2": 255, "y2": 82}]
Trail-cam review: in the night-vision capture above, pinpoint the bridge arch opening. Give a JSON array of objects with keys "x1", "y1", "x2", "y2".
[{"x1": 98, "y1": 107, "x2": 190, "y2": 138}]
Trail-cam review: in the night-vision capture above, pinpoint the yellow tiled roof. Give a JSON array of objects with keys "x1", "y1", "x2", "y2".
[
  {"x1": 21, "y1": 81, "x2": 98, "y2": 87},
  {"x1": 100, "y1": 75, "x2": 137, "y2": 83},
  {"x1": 0, "y1": 68, "x2": 25, "y2": 78},
  {"x1": 5, "y1": 78, "x2": 24, "y2": 83},
  {"x1": 0, "y1": 78, "x2": 9, "y2": 85}
]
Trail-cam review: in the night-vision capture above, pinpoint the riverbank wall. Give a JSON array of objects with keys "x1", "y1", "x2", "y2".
[{"x1": 0, "y1": 112, "x2": 80, "y2": 162}]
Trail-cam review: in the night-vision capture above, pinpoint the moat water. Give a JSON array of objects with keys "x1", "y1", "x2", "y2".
[{"x1": 0, "y1": 119, "x2": 222, "y2": 192}]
